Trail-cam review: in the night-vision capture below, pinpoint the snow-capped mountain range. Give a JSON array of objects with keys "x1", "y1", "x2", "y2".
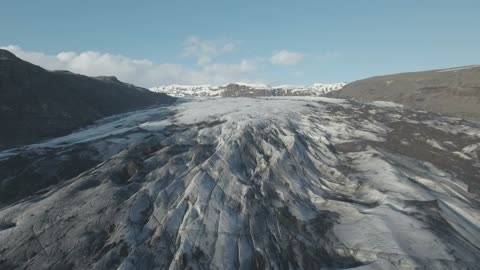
[{"x1": 150, "y1": 82, "x2": 347, "y2": 97}]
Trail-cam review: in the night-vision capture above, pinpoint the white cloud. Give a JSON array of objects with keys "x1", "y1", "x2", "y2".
[
  {"x1": 181, "y1": 36, "x2": 238, "y2": 65},
  {"x1": 1, "y1": 45, "x2": 257, "y2": 87},
  {"x1": 203, "y1": 59, "x2": 256, "y2": 74},
  {"x1": 271, "y1": 50, "x2": 304, "y2": 66}
]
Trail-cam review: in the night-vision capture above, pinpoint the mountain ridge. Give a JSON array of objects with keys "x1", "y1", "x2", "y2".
[
  {"x1": 150, "y1": 82, "x2": 346, "y2": 97},
  {"x1": 0, "y1": 49, "x2": 175, "y2": 150},
  {"x1": 329, "y1": 65, "x2": 480, "y2": 119}
]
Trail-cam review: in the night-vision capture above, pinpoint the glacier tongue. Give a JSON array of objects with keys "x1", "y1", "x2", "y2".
[{"x1": 0, "y1": 97, "x2": 480, "y2": 269}]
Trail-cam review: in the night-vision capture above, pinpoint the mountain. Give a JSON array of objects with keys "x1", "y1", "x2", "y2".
[
  {"x1": 1, "y1": 97, "x2": 479, "y2": 269},
  {"x1": 0, "y1": 49, "x2": 175, "y2": 150},
  {"x1": 329, "y1": 65, "x2": 480, "y2": 119},
  {"x1": 150, "y1": 82, "x2": 346, "y2": 97}
]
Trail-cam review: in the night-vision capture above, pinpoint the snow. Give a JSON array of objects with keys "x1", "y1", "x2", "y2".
[
  {"x1": 231, "y1": 82, "x2": 271, "y2": 89},
  {"x1": 150, "y1": 84, "x2": 225, "y2": 97},
  {"x1": 462, "y1": 143, "x2": 480, "y2": 159},
  {"x1": 371, "y1": 100, "x2": 404, "y2": 108},
  {"x1": 422, "y1": 119, "x2": 480, "y2": 138},
  {"x1": 150, "y1": 82, "x2": 347, "y2": 97},
  {"x1": 426, "y1": 139, "x2": 446, "y2": 150},
  {"x1": 453, "y1": 151, "x2": 472, "y2": 160}
]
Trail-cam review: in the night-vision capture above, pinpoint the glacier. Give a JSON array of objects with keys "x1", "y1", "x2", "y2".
[{"x1": 0, "y1": 97, "x2": 479, "y2": 269}]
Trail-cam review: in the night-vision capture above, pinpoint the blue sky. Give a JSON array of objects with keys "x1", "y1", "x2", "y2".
[{"x1": 1, "y1": 0, "x2": 480, "y2": 87}]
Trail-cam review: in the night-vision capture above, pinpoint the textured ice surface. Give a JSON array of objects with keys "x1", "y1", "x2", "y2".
[{"x1": 0, "y1": 97, "x2": 479, "y2": 269}]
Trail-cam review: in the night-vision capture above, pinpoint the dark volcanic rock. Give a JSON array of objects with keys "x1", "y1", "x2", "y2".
[{"x1": 0, "y1": 49, "x2": 175, "y2": 150}]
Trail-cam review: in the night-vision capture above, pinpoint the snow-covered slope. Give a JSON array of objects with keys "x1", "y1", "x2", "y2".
[
  {"x1": 1, "y1": 97, "x2": 480, "y2": 269},
  {"x1": 149, "y1": 84, "x2": 224, "y2": 97},
  {"x1": 150, "y1": 82, "x2": 346, "y2": 97}
]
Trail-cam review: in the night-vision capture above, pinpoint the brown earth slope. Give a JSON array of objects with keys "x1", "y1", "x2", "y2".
[{"x1": 329, "y1": 66, "x2": 480, "y2": 119}]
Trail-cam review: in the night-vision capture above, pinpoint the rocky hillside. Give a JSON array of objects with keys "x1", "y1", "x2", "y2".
[
  {"x1": 1, "y1": 97, "x2": 479, "y2": 269},
  {"x1": 150, "y1": 82, "x2": 346, "y2": 97},
  {"x1": 329, "y1": 66, "x2": 480, "y2": 119},
  {"x1": 0, "y1": 49, "x2": 175, "y2": 150}
]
